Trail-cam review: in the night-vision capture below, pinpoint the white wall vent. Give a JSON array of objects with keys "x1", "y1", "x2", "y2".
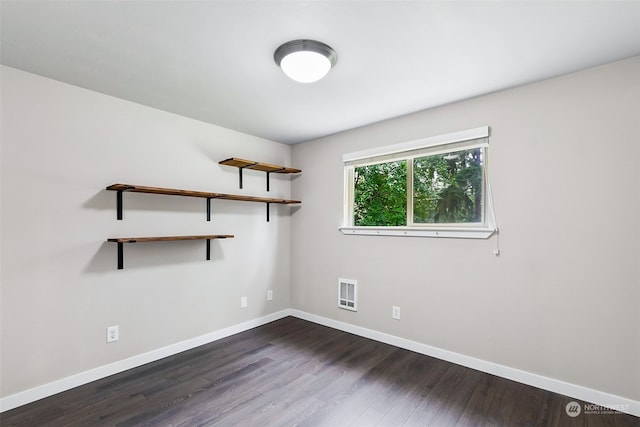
[{"x1": 338, "y1": 278, "x2": 357, "y2": 311}]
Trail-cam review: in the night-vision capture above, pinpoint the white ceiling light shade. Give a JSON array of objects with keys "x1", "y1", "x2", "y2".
[{"x1": 274, "y1": 40, "x2": 337, "y2": 83}]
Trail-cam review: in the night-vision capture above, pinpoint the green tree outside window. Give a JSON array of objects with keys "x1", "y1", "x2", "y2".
[
  {"x1": 354, "y1": 160, "x2": 407, "y2": 226},
  {"x1": 352, "y1": 148, "x2": 483, "y2": 226}
]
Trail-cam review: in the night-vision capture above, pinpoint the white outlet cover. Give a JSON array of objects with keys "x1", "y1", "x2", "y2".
[
  {"x1": 267, "y1": 290, "x2": 273, "y2": 301},
  {"x1": 106, "y1": 325, "x2": 119, "y2": 343},
  {"x1": 392, "y1": 306, "x2": 401, "y2": 320},
  {"x1": 241, "y1": 296, "x2": 248, "y2": 308}
]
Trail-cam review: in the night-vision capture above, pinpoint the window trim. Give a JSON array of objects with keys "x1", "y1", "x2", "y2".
[
  {"x1": 343, "y1": 126, "x2": 489, "y2": 163},
  {"x1": 340, "y1": 126, "x2": 496, "y2": 239}
]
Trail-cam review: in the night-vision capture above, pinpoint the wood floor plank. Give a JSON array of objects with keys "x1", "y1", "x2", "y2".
[
  {"x1": 311, "y1": 348, "x2": 423, "y2": 425},
  {"x1": 376, "y1": 353, "x2": 451, "y2": 426},
  {"x1": 1, "y1": 317, "x2": 638, "y2": 427}
]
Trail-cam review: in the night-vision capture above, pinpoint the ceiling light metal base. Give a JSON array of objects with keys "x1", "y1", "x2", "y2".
[
  {"x1": 274, "y1": 39, "x2": 337, "y2": 67},
  {"x1": 274, "y1": 39, "x2": 337, "y2": 83}
]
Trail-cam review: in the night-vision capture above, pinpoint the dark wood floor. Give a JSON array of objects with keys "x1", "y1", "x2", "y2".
[{"x1": 2, "y1": 317, "x2": 638, "y2": 426}]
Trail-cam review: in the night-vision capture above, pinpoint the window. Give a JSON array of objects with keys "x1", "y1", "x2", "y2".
[{"x1": 341, "y1": 127, "x2": 496, "y2": 238}]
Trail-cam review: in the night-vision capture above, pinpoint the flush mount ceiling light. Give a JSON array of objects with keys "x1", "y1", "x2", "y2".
[{"x1": 274, "y1": 39, "x2": 337, "y2": 83}]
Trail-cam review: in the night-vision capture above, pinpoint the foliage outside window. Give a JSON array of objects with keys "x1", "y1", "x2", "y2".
[
  {"x1": 412, "y1": 147, "x2": 483, "y2": 225},
  {"x1": 342, "y1": 127, "x2": 494, "y2": 238},
  {"x1": 353, "y1": 160, "x2": 407, "y2": 226}
]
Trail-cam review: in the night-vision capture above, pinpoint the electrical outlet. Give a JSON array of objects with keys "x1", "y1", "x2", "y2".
[
  {"x1": 267, "y1": 290, "x2": 273, "y2": 301},
  {"x1": 106, "y1": 325, "x2": 119, "y2": 343},
  {"x1": 392, "y1": 306, "x2": 401, "y2": 320},
  {"x1": 241, "y1": 296, "x2": 248, "y2": 308}
]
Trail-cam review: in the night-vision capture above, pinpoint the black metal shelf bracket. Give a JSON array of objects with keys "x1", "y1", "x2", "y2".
[
  {"x1": 266, "y1": 167, "x2": 285, "y2": 192},
  {"x1": 206, "y1": 198, "x2": 213, "y2": 221},
  {"x1": 266, "y1": 202, "x2": 271, "y2": 222},
  {"x1": 117, "y1": 242, "x2": 124, "y2": 269},
  {"x1": 116, "y1": 190, "x2": 124, "y2": 220},
  {"x1": 206, "y1": 239, "x2": 211, "y2": 260},
  {"x1": 237, "y1": 163, "x2": 257, "y2": 189}
]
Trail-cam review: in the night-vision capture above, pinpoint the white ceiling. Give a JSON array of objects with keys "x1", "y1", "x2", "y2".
[{"x1": 2, "y1": 1, "x2": 639, "y2": 144}]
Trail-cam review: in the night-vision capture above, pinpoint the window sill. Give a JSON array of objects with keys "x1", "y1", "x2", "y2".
[{"x1": 338, "y1": 226, "x2": 496, "y2": 239}]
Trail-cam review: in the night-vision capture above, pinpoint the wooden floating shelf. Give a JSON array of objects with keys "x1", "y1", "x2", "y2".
[
  {"x1": 219, "y1": 157, "x2": 301, "y2": 191},
  {"x1": 219, "y1": 158, "x2": 301, "y2": 174},
  {"x1": 106, "y1": 184, "x2": 216, "y2": 199},
  {"x1": 107, "y1": 235, "x2": 234, "y2": 269},
  {"x1": 107, "y1": 235, "x2": 234, "y2": 243},
  {"x1": 106, "y1": 184, "x2": 300, "y2": 222}
]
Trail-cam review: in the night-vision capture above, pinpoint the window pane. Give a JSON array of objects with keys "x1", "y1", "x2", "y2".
[
  {"x1": 354, "y1": 160, "x2": 407, "y2": 226},
  {"x1": 413, "y1": 148, "x2": 483, "y2": 224}
]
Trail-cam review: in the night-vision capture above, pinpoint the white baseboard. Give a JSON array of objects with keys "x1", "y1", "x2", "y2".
[
  {"x1": 288, "y1": 309, "x2": 639, "y2": 418},
  {"x1": 2, "y1": 308, "x2": 638, "y2": 418},
  {"x1": 0, "y1": 309, "x2": 290, "y2": 413}
]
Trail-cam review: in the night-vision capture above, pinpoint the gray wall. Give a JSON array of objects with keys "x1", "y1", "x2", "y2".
[
  {"x1": 0, "y1": 66, "x2": 293, "y2": 397},
  {"x1": 291, "y1": 57, "x2": 640, "y2": 401}
]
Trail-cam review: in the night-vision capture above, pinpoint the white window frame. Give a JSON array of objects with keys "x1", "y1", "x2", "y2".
[{"x1": 340, "y1": 126, "x2": 496, "y2": 239}]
